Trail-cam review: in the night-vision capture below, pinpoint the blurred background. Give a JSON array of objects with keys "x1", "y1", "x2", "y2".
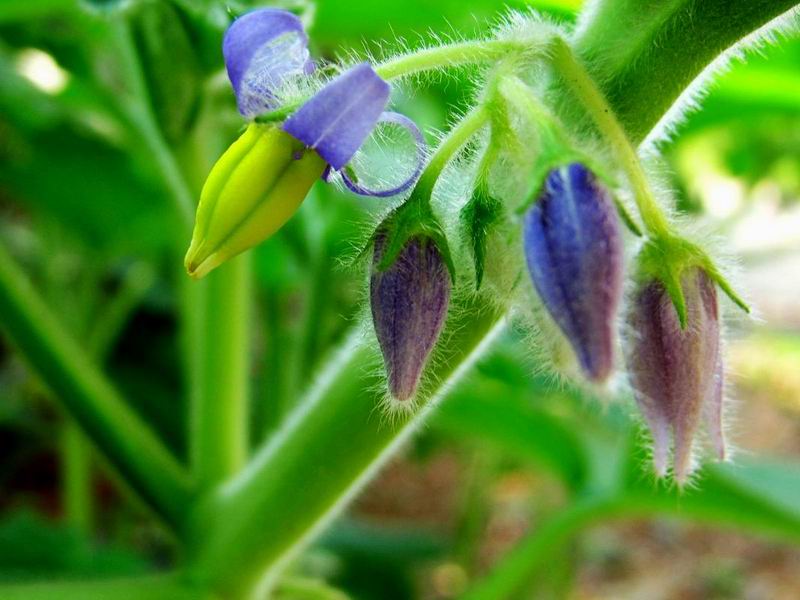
[{"x1": 1, "y1": 0, "x2": 799, "y2": 598}]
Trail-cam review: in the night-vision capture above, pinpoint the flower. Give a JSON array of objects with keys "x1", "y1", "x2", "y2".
[
  {"x1": 625, "y1": 267, "x2": 723, "y2": 484},
  {"x1": 370, "y1": 234, "x2": 451, "y2": 401},
  {"x1": 185, "y1": 9, "x2": 426, "y2": 278},
  {"x1": 522, "y1": 163, "x2": 623, "y2": 382}
]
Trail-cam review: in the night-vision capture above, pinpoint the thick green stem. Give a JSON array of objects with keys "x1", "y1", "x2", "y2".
[
  {"x1": 189, "y1": 254, "x2": 252, "y2": 491},
  {"x1": 0, "y1": 244, "x2": 192, "y2": 529},
  {"x1": 573, "y1": 0, "x2": 800, "y2": 143},
  {"x1": 187, "y1": 300, "x2": 507, "y2": 598},
  {"x1": 549, "y1": 38, "x2": 671, "y2": 237}
]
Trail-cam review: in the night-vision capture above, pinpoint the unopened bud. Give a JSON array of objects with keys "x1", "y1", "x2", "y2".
[
  {"x1": 185, "y1": 123, "x2": 325, "y2": 279},
  {"x1": 625, "y1": 267, "x2": 723, "y2": 484},
  {"x1": 370, "y1": 234, "x2": 451, "y2": 401},
  {"x1": 522, "y1": 163, "x2": 623, "y2": 382}
]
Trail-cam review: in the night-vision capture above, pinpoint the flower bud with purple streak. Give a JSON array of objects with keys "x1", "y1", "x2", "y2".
[
  {"x1": 522, "y1": 163, "x2": 624, "y2": 382},
  {"x1": 370, "y1": 234, "x2": 451, "y2": 401},
  {"x1": 625, "y1": 267, "x2": 724, "y2": 484}
]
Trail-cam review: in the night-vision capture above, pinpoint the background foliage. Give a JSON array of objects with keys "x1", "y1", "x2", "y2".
[{"x1": 0, "y1": 0, "x2": 799, "y2": 598}]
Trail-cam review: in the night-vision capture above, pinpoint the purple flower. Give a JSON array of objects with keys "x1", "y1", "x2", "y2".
[
  {"x1": 625, "y1": 268, "x2": 723, "y2": 484},
  {"x1": 222, "y1": 9, "x2": 425, "y2": 197},
  {"x1": 523, "y1": 163, "x2": 623, "y2": 382},
  {"x1": 371, "y1": 235, "x2": 451, "y2": 401}
]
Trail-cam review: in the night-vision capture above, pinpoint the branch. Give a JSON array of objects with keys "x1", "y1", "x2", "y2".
[{"x1": 0, "y1": 244, "x2": 192, "y2": 529}]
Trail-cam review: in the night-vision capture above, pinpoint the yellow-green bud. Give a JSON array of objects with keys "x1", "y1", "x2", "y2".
[{"x1": 185, "y1": 123, "x2": 326, "y2": 279}]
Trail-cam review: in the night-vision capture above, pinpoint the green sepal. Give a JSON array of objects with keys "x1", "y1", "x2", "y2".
[
  {"x1": 368, "y1": 192, "x2": 456, "y2": 282},
  {"x1": 460, "y1": 180, "x2": 502, "y2": 290},
  {"x1": 637, "y1": 234, "x2": 750, "y2": 328}
]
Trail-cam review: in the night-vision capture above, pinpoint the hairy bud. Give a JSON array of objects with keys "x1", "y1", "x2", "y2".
[
  {"x1": 370, "y1": 235, "x2": 451, "y2": 401},
  {"x1": 523, "y1": 163, "x2": 623, "y2": 382},
  {"x1": 625, "y1": 267, "x2": 723, "y2": 484}
]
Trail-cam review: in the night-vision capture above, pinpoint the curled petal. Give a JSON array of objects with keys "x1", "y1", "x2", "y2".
[
  {"x1": 340, "y1": 112, "x2": 426, "y2": 197},
  {"x1": 283, "y1": 63, "x2": 390, "y2": 170},
  {"x1": 223, "y1": 8, "x2": 310, "y2": 117},
  {"x1": 523, "y1": 163, "x2": 624, "y2": 382}
]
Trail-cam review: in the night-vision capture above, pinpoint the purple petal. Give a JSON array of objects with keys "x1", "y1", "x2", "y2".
[
  {"x1": 340, "y1": 111, "x2": 426, "y2": 197},
  {"x1": 283, "y1": 63, "x2": 390, "y2": 170},
  {"x1": 523, "y1": 163, "x2": 624, "y2": 382},
  {"x1": 223, "y1": 9, "x2": 310, "y2": 117}
]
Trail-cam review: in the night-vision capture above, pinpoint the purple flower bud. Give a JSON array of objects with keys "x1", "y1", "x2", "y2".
[
  {"x1": 370, "y1": 235, "x2": 451, "y2": 401},
  {"x1": 523, "y1": 163, "x2": 623, "y2": 382},
  {"x1": 625, "y1": 268, "x2": 723, "y2": 484}
]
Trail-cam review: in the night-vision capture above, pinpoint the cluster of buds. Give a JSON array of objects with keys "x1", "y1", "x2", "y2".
[{"x1": 186, "y1": 8, "x2": 749, "y2": 482}]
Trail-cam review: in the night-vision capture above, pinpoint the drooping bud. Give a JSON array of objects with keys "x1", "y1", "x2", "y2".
[
  {"x1": 460, "y1": 181, "x2": 502, "y2": 290},
  {"x1": 185, "y1": 123, "x2": 325, "y2": 279},
  {"x1": 522, "y1": 163, "x2": 624, "y2": 382},
  {"x1": 625, "y1": 267, "x2": 723, "y2": 484},
  {"x1": 370, "y1": 234, "x2": 451, "y2": 401}
]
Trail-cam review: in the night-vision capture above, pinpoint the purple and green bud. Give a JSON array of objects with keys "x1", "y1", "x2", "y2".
[
  {"x1": 625, "y1": 267, "x2": 723, "y2": 484},
  {"x1": 522, "y1": 163, "x2": 624, "y2": 382},
  {"x1": 370, "y1": 233, "x2": 451, "y2": 401}
]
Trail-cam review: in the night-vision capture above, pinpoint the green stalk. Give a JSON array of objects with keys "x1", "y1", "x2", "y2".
[
  {"x1": 0, "y1": 244, "x2": 192, "y2": 528},
  {"x1": 573, "y1": 0, "x2": 800, "y2": 143},
  {"x1": 548, "y1": 38, "x2": 671, "y2": 237},
  {"x1": 62, "y1": 424, "x2": 92, "y2": 533},
  {"x1": 189, "y1": 254, "x2": 252, "y2": 490},
  {"x1": 375, "y1": 39, "x2": 525, "y2": 80},
  {"x1": 0, "y1": 574, "x2": 215, "y2": 600},
  {"x1": 187, "y1": 301, "x2": 507, "y2": 598}
]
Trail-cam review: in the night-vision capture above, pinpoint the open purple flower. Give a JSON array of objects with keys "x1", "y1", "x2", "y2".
[
  {"x1": 371, "y1": 234, "x2": 451, "y2": 401},
  {"x1": 625, "y1": 268, "x2": 723, "y2": 484},
  {"x1": 223, "y1": 8, "x2": 425, "y2": 197},
  {"x1": 523, "y1": 163, "x2": 623, "y2": 382}
]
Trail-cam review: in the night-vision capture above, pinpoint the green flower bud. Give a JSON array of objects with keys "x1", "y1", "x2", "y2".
[{"x1": 185, "y1": 123, "x2": 325, "y2": 279}]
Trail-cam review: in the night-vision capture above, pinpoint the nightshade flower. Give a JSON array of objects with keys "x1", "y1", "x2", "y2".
[
  {"x1": 371, "y1": 234, "x2": 451, "y2": 401},
  {"x1": 185, "y1": 8, "x2": 426, "y2": 278},
  {"x1": 522, "y1": 163, "x2": 623, "y2": 382},
  {"x1": 625, "y1": 268, "x2": 723, "y2": 484}
]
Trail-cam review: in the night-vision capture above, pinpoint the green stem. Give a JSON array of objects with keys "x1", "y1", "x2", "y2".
[
  {"x1": 189, "y1": 254, "x2": 252, "y2": 491},
  {"x1": 416, "y1": 104, "x2": 491, "y2": 198},
  {"x1": 0, "y1": 574, "x2": 215, "y2": 600},
  {"x1": 0, "y1": 244, "x2": 192, "y2": 529},
  {"x1": 109, "y1": 17, "x2": 195, "y2": 228},
  {"x1": 375, "y1": 39, "x2": 525, "y2": 80},
  {"x1": 62, "y1": 424, "x2": 92, "y2": 533},
  {"x1": 186, "y1": 301, "x2": 507, "y2": 598},
  {"x1": 549, "y1": 38, "x2": 671, "y2": 237}
]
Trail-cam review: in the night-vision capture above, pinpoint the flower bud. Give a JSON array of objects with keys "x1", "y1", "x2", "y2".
[
  {"x1": 185, "y1": 123, "x2": 325, "y2": 279},
  {"x1": 370, "y1": 234, "x2": 451, "y2": 401},
  {"x1": 522, "y1": 163, "x2": 623, "y2": 382},
  {"x1": 625, "y1": 267, "x2": 723, "y2": 484}
]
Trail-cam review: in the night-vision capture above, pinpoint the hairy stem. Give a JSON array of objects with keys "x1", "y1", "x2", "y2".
[
  {"x1": 375, "y1": 39, "x2": 525, "y2": 80},
  {"x1": 549, "y1": 38, "x2": 671, "y2": 237},
  {"x1": 187, "y1": 302, "x2": 507, "y2": 598}
]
